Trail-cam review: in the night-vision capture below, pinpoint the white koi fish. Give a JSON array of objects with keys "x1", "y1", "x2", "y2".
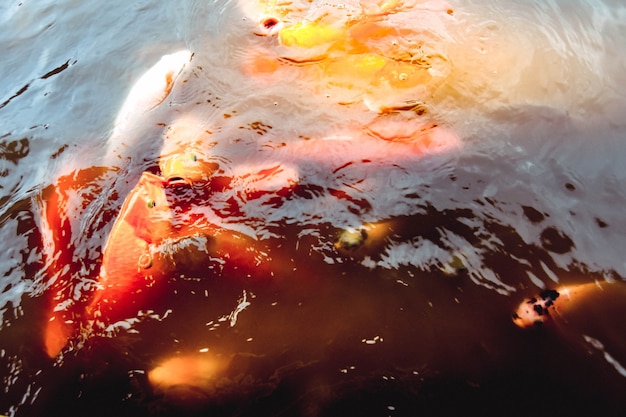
[{"x1": 106, "y1": 49, "x2": 193, "y2": 167}]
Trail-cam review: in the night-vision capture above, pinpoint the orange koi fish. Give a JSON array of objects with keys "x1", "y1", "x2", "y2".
[
  {"x1": 87, "y1": 171, "x2": 276, "y2": 320},
  {"x1": 42, "y1": 121, "x2": 459, "y2": 357},
  {"x1": 513, "y1": 282, "x2": 626, "y2": 331},
  {"x1": 513, "y1": 281, "x2": 626, "y2": 375},
  {"x1": 42, "y1": 50, "x2": 193, "y2": 357},
  {"x1": 242, "y1": 2, "x2": 453, "y2": 111},
  {"x1": 40, "y1": 166, "x2": 113, "y2": 358},
  {"x1": 41, "y1": 43, "x2": 460, "y2": 358}
]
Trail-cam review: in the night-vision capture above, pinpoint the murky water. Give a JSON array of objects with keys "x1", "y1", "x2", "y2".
[{"x1": 1, "y1": 0, "x2": 626, "y2": 416}]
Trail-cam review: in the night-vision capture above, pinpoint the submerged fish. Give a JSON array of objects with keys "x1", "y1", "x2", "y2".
[
  {"x1": 37, "y1": 43, "x2": 626, "y2": 413},
  {"x1": 513, "y1": 281, "x2": 626, "y2": 380},
  {"x1": 241, "y1": 2, "x2": 453, "y2": 111},
  {"x1": 41, "y1": 49, "x2": 460, "y2": 357}
]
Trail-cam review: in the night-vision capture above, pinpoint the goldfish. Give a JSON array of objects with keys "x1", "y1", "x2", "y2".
[{"x1": 241, "y1": 1, "x2": 453, "y2": 112}]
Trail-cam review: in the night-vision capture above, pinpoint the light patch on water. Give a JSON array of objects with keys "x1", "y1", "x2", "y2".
[
  {"x1": 583, "y1": 335, "x2": 626, "y2": 378},
  {"x1": 540, "y1": 261, "x2": 559, "y2": 284},
  {"x1": 101, "y1": 309, "x2": 172, "y2": 337},
  {"x1": 526, "y1": 271, "x2": 545, "y2": 289},
  {"x1": 0, "y1": 217, "x2": 31, "y2": 326},
  {"x1": 229, "y1": 290, "x2": 252, "y2": 327},
  {"x1": 374, "y1": 239, "x2": 449, "y2": 271},
  {"x1": 362, "y1": 335, "x2": 384, "y2": 345}
]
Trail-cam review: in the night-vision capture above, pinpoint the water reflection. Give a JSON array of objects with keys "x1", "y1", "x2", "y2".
[{"x1": 1, "y1": 0, "x2": 626, "y2": 416}]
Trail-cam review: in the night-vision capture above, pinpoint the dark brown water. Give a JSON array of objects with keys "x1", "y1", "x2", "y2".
[{"x1": 1, "y1": 0, "x2": 626, "y2": 416}]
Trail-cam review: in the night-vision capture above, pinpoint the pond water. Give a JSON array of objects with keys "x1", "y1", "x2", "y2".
[{"x1": 1, "y1": 0, "x2": 626, "y2": 416}]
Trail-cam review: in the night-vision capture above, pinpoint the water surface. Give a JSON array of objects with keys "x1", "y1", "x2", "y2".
[{"x1": 1, "y1": 0, "x2": 626, "y2": 416}]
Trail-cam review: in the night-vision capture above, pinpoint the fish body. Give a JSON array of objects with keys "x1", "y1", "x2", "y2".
[
  {"x1": 40, "y1": 40, "x2": 460, "y2": 357},
  {"x1": 109, "y1": 50, "x2": 192, "y2": 147},
  {"x1": 242, "y1": 8, "x2": 451, "y2": 111},
  {"x1": 42, "y1": 51, "x2": 192, "y2": 356},
  {"x1": 513, "y1": 282, "x2": 626, "y2": 374}
]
